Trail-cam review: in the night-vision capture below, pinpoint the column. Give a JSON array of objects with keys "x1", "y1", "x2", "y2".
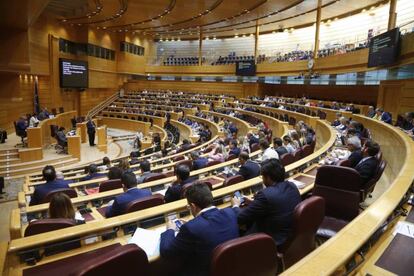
[
  {"x1": 313, "y1": 0, "x2": 322, "y2": 59},
  {"x1": 388, "y1": 0, "x2": 397, "y2": 30},
  {"x1": 254, "y1": 21, "x2": 260, "y2": 62},
  {"x1": 198, "y1": 30, "x2": 203, "y2": 66}
]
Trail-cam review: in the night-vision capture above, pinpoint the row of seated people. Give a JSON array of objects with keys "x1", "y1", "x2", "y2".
[
  {"x1": 24, "y1": 159, "x2": 304, "y2": 274},
  {"x1": 211, "y1": 54, "x2": 256, "y2": 65},
  {"x1": 395, "y1": 111, "x2": 414, "y2": 139},
  {"x1": 248, "y1": 96, "x2": 361, "y2": 113},
  {"x1": 262, "y1": 42, "x2": 368, "y2": 63},
  {"x1": 163, "y1": 56, "x2": 204, "y2": 66},
  {"x1": 23, "y1": 139, "x2": 384, "y2": 275},
  {"x1": 18, "y1": 102, "x2": 384, "y2": 272},
  {"x1": 119, "y1": 91, "x2": 229, "y2": 104}
]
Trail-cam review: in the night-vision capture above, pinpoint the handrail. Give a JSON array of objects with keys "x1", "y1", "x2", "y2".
[{"x1": 86, "y1": 92, "x2": 120, "y2": 119}]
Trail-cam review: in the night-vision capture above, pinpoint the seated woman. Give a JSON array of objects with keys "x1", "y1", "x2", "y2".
[
  {"x1": 208, "y1": 143, "x2": 227, "y2": 162},
  {"x1": 48, "y1": 193, "x2": 85, "y2": 224}
]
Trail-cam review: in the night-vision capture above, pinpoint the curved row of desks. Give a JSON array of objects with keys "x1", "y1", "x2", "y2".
[
  {"x1": 232, "y1": 100, "x2": 414, "y2": 275},
  {"x1": 4, "y1": 106, "x2": 337, "y2": 276}
]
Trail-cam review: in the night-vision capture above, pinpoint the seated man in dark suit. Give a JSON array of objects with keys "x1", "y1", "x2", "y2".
[
  {"x1": 354, "y1": 140, "x2": 380, "y2": 184},
  {"x1": 247, "y1": 133, "x2": 259, "y2": 150},
  {"x1": 375, "y1": 108, "x2": 392, "y2": 124},
  {"x1": 30, "y1": 165, "x2": 71, "y2": 206},
  {"x1": 105, "y1": 171, "x2": 152, "y2": 218},
  {"x1": 16, "y1": 116, "x2": 28, "y2": 137},
  {"x1": 82, "y1": 164, "x2": 106, "y2": 182},
  {"x1": 237, "y1": 152, "x2": 260, "y2": 180},
  {"x1": 179, "y1": 139, "x2": 192, "y2": 152},
  {"x1": 136, "y1": 160, "x2": 158, "y2": 184},
  {"x1": 160, "y1": 183, "x2": 239, "y2": 276},
  {"x1": 228, "y1": 140, "x2": 241, "y2": 157},
  {"x1": 232, "y1": 158, "x2": 301, "y2": 246},
  {"x1": 273, "y1": 137, "x2": 288, "y2": 156},
  {"x1": 164, "y1": 165, "x2": 193, "y2": 203},
  {"x1": 346, "y1": 136, "x2": 363, "y2": 168},
  {"x1": 56, "y1": 127, "x2": 68, "y2": 147},
  {"x1": 190, "y1": 151, "x2": 208, "y2": 170}
]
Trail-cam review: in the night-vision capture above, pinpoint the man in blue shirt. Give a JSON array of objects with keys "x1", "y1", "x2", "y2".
[
  {"x1": 190, "y1": 151, "x2": 208, "y2": 170},
  {"x1": 105, "y1": 171, "x2": 152, "y2": 217},
  {"x1": 30, "y1": 165, "x2": 71, "y2": 206},
  {"x1": 228, "y1": 140, "x2": 241, "y2": 157},
  {"x1": 160, "y1": 183, "x2": 239, "y2": 276},
  {"x1": 232, "y1": 158, "x2": 301, "y2": 246},
  {"x1": 82, "y1": 164, "x2": 106, "y2": 182},
  {"x1": 164, "y1": 165, "x2": 194, "y2": 203}
]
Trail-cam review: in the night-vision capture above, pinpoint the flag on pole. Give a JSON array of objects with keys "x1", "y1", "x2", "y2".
[{"x1": 34, "y1": 77, "x2": 40, "y2": 114}]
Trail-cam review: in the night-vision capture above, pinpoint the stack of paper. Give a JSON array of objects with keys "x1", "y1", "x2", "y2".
[{"x1": 128, "y1": 227, "x2": 166, "y2": 259}]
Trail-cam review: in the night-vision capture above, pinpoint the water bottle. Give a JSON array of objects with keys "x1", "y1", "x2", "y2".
[{"x1": 20, "y1": 206, "x2": 28, "y2": 225}]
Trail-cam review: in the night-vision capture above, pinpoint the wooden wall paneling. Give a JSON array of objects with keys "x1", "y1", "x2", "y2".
[
  {"x1": 117, "y1": 53, "x2": 146, "y2": 75},
  {"x1": 0, "y1": 74, "x2": 36, "y2": 132},
  {"x1": 0, "y1": 30, "x2": 30, "y2": 73},
  {"x1": 377, "y1": 79, "x2": 414, "y2": 118}
]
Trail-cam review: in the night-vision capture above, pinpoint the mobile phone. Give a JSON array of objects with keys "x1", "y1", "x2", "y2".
[
  {"x1": 174, "y1": 219, "x2": 183, "y2": 230},
  {"x1": 234, "y1": 191, "x2": 245, "y2": 204}
]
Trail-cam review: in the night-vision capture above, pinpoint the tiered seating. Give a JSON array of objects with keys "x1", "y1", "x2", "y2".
[
  {"x1": 5, "y1": 90, "x2": 407, "y2": 276},
  {"x1": 212, "y1": 54, "x2": 255, "y2": 65},
  {"x1": 163, "y1": 56, "x2": 203, "y2": 66}
]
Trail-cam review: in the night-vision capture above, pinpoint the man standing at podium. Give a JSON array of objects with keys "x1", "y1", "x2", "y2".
[{"x1": 86, "y1": 117, "x2": 96, "y2": 146}]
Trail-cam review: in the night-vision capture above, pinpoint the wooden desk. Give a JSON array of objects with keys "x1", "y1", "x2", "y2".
[
  {"x1": 67, "y1": 136, "x2": 81, "y2": 160},
  {"x1": 76, "y1": 122, "x2": 87, "y2": 143},
  {"x1": 26, "y1": 128, "x2": 42, "y2": 148},
  {"x1": 97, "y1": 126, "x2": 107, "y2": 153}
]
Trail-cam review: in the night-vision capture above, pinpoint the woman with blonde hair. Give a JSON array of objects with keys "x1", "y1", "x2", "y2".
[
  {"x1": 48, "y1": 193, "x2": 84, "y2": 224},
  {"x1": 118, "y1": 158, "x2": 130, "y2": 171}
]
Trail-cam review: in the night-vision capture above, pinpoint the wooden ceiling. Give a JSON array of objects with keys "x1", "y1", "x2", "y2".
[{"x1": 43, "y1": 0, "x2": 387, "y2": 40}]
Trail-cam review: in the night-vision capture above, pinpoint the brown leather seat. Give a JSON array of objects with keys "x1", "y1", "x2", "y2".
[
  {"x1": 280, "y1": 153, "x2": 295, "y2": 166},
  {"x1": 143, "y1": 173, "x2": 167, "y2": 183},
  {"x1": 313, "y1": 185, "x2": 360, "y2": 239},
  {"x1": 226, "y1": 154, "x2": 237, "y2": 161},
  {"x1": 360, "y1": 159, "x2": 387, "y2": 201},
  {"x1": 210, "y1": 233, "x2": 278, "y2": 276},
  {"x1": 41, "y1": 188, "x2": 77, "y2": 204},
  {"x1": 337, "y1": 159, "x2": 351, "y2": 167},
  {"x1": 315, "y1": 165, "x2": 361, "y2": 192},
  {"x1": 70, "y1": 244, "x2": 149, "y2": 276},
  {"x1": 25, "y1": 218, "x2": 77, "y2": 237},
  {"x1": 172, "y1": 155, "x2": 185, "y2": 162},
  {"x1": 99, "y1": 179, "x2": 122, "y2": 193},
  {"x1": 292, "y1": 149, "x2": 303, "y2": 162},
  {"x1": 250, "y1": 143, "x2": 260, "y2": 152},
  {"x1": 301, "y1": 144, "x2": 313, "y2": 157},
  {"x1": 125, "y1": 194, "x2": 164, "y2": 213},
  {"x1": 278, "y1": 196, "x2": 325, "y2": 269},
  {"x1": 223, "y1": 175, "x2": 244, "y2": 187}
]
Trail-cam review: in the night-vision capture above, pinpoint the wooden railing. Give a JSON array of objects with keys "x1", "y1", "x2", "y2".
[{"x1": 86, "y1": 92, "x2": 119, "y2": 119}]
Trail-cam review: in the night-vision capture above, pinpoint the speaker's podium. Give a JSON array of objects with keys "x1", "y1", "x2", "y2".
[
  {"x1": 97, "y1": 126, "x2": 107, "y2": 153},
  {"x1": 67, "y1": 135, "x2": 81, "y2": 160}
]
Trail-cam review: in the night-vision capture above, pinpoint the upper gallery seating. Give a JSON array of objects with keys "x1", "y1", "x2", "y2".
[{"x1": 163, "y1": 56, "x2": 205, "y2": 66}]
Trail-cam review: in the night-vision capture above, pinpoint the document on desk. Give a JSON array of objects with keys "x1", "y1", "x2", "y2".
[
  {"x1": 128, "y1": 227, "x2": 166, "y2": 259},
  {"x1": 289, "y1": 179, "x2": 306, "y2": 189},
  {"x1": 393, "y1": 221, "x2": 414, "y2": 238}
]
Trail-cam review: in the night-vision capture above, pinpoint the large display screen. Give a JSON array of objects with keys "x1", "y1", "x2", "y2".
[
  {"x1": 368, "y1": 28, "x2": 400, "y2": 67},
  {"x1": 236, "y1": 60, "x2": 256, "y2": 76},
  {"x1": 59, "y1": 58, "x2": 89, "y2": 88}
]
